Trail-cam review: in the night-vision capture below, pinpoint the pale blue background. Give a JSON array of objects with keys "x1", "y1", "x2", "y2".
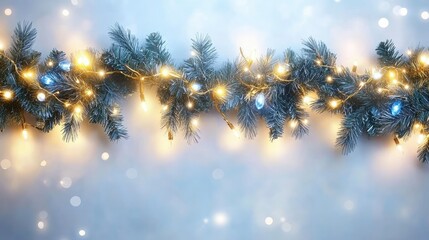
[{"x1": 0, "y1": 0, "x2": 429, "y2": 239}]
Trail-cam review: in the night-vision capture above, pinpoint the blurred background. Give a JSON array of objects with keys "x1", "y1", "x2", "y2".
[{"x1": 0, "y1": 0, "x2": 429, "y2": 239}]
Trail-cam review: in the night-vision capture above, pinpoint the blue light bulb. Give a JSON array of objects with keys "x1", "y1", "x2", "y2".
[
  {"x1": 59, "y1": 60, "x2": 71, "y2": 72},
  {"x1": 255, "y1": 93, "x2": 265, "y2": 110},
  {"x1": 40, "y1": 75, "x2": 53, "y2": 85},
  {"x1": 391, "y1": 100, "x2": 402, "y2": 116}
]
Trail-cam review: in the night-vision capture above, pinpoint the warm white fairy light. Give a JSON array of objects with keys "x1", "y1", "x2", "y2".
[
  {"x1": 190, "y1": 50, "x2": 197, "y2": 57},
  {"x1": 78, "y1": 229, "x2": 86, "y2": 237},
  {"x1": 77, "y1": 54, "x2": 90, "y2": 67},
  {"x1": 419, "y1": 54, "x2": 429, "y2": 66},
  {"x1": 101, "y1": 152, "x2": 109, "y2": 160},
  {"x1": 276, "y1": 65, "x2": 287, "y2": 75},
  {"x1": 140, "y1": 100, "x2": 148, "y2": 112},
  {"x1": 372, "y1": 69, "x2": 383, "y2": 80},
  {"x1": 2, "y1": 90, "x2": 13, "y2": 100},
  {"x1": 98, "y1": 70, "x2": 106, "y2": 77},
  {"x1": 190, "y1": 82, "x2": 202, "y2": 92},
  {"x1": 256, "y1": 74, "x2": 262, "y2": 79},
  {"x1": 85, "y1": 89, "x2": 94, "y2": 97},
  {"x1": 22, "y1": 128, "x2": 29, "y2": 140},
  {"x1": 406, "y1": 50, "x2": 412, "y2": 56},
  {"x1": 214, "y1": 85, "x2": 227, "y2": 99},
  {"x1": 47, "y1": 61, "x2": 54, "y2": 67},
  {"x1": 37, "y1": 92, "x2": 46, "y2": 102},
  {"x1": 399, "y1": 7, "x2": 408, "y2": 16},
  {"x1": 265, "y1": 217, "x2": 274, "y2": 226},
  {"x1": 186, "y1": 101, "x2": 194, "y2": 109},
  {"x1": 329, "y1": 99, "x2": 340, "y2": 109},
  {"x1": 378, "y1": 18, "x2": 389, "y2": 28},
  {"x1": 421, "y1": 11, "x2": 429, "y2": 20},
  {"x1": 160, "y1": 67, "x2": 171, "y2": 78},
  {"x1": 289, "y1": 120, "x2": 298, "y2": 129},
  {"x1": 326, "y1": 76, "x2": 333, "y2": 83},
  {"x1": 37, "y1": 221, "x2": 45, "y2": 230},
  {"x1": 191, "y1": 118, "x2": 199, "y2": 127},
  {"x1": 4, "y1": 8, "x2": 12, "y2": 16},
  {"x1": 243, "y1": 66, "x2": 249, "y2": 72},
  {"x1": 161, "y1": 105, "x2": 168, "y2": 111},
  {"x1": 22, "y1": 70, "x2": 35, "y2": 80},
  {"x1": 62, "y1": 9, "x2": 70, "y2": 16}
]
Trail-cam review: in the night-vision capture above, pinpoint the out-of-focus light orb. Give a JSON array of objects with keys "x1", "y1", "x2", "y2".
[
  {"x1": 265, "y1": 217, "x2": 274, "y2": 225},
  {"x1": 422, "y1": 11, "x2": 429, "y2": 20},
  {"x1": 37, "y1": 92, "x2": 46, "y2": 102},
  {"x1": 4, "y1": 8, "x2": 12, "y2": 16},
  {"x1": 70, "y1": 196, "x2": 82, "y2": 207},
  {"x1": 212, "y1": 168, "x2": 224, "y2": 180},
  {"x1": 282, "y1": 222, "x2": 292, "y2": 232},
  {"x1": 37, "y1": 221, "x2": 45, "y2": 230},
  {"x1": 255, "y1": 93, "x2": 265, "y2": 110},
  {"x1": 60, "y1": 177, "x2": 73, "y2": 189},
  {"x1": 101, "y1": 152, "x2": 110, "y2": 161},
  {"x1": 78, "y1": 229, "x2": 86, "y2": 237},
  {"x1": 40, "y1": 160, "x2": 47, "y2": 167},
  {"x1": 378, "y1": 18, "x2": 389, "y2": 28},
  {"x1": 0, "y1": 42, "x2": 4, "y2": 50},
  {"x1": 203, "y1": 218, "x2": 209, "y2": 224},
  {"x1": 213, "y1": 212, "x2": 228, "y2": 226},
  {"x1": 126, "y1": 168, "x2": 138, "y2": 179},
  {"x1": 1, "y1": 159, "x2": 11, "y2": 170},
  {"x1": 399, "y1": 7, "x2": 408, "y2": 16},
  {"x1": 62, "y1": 9, "x2": 70, "y2": 16},
  {"x1": 344, "y1": 200, "x2": 355, "y2": 211},
  {"x1": 71, "y1": 0, "x2": 79, "y2": 5},
  {"x1": 334, "y1": 0, "x2": 341, "y2": 3}
]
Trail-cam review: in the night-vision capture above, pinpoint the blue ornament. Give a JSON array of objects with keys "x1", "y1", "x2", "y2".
[
  {"x1": 391, "y1": 100, "x2": 402, "y2": 116},
  {"x1": 255, "y1": 93, "x2": 265, "y2": 110},
  {"x1": 40, "y1": 75, "x2": 53, "y2": 85},
  {"x1": 59, "y1": 60, "x2": 71, "y2": 72}
]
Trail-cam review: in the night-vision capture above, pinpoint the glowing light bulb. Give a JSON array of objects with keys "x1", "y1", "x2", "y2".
[
  {"x1": 406, "y1": 50, "x2": 412, "y2": 56},
  {"x1": 404, "y1": 84, "x2": 410, "y2": 90},
  {"x1": 418, "y1": 133, "x2": 426, "y2": 144},
  {"x1": 85, "y1": 89, "x2": 93, "y2": 97},
  {"x1": 74, "y1": 105, "x2": 83, "y2": 114},
  {"x1": 377, "y1": 88, "x2": 383, "y2": 93},
  {"x1": 22, "y1": 71, "x2": 35, "y2": 80},
  {"x1": 315, "y1": 59, "x2": 322, "y2": 65},
  {"x1": 391, "y1": 100, "x2": 402, "y2": 116},
  {"x1": 191, "y1": 82, "x2": 202, "y2": 92},
  {"x1": 414, "y1": 123, "x2": 421, "y2": 130},
  {"x1": 326, "y1": 76, "x2": 333, "y2": 83},
  {"x1": 161, "y1": 105, "x2": 168, "y2": 111},
  {"x1": 37, "y1": 92, "x2": 46, "y2": 102},
  {"x1": 4, "y1": 8, "x2": 12, "y2": 16},
  {"x1": 389, "y1": 71, "x2": 396, "y2": 79},
  {"x1": 98, "y1": 70, "x2": 106, "y2": 77},
  {"x1": 289, "y1": 120, "x2": 298, "y2": 129},
  {"x1": 329, "y1": 99, "x2": 340, "y2": 109},
  {"x1": 47, "y1": 61, "x2": 54, "y2": 67},
  {"x1": 3, "y1": 90, "x2": 13, "y2": 100},
  {"x1": 186, "y1": 101, "x2": 194, "y2": 109},
  {"x1": 391, "y1": 79, "x2": 399, "y2": 85},
  {"x1": 190, "y1": 50, "x2": 197, "y2": 57},
  {"x1": 243, "y1": 67, "x2": 249, "y2": 72},
  {"x1": 303, "y1": 119, "x2": 309, "y2": 125},
  {"x1": 111, "y1": 107, "x2": 119, "y2": 115},
  {"x1": 62, "y1": 9, "x2": 70, "y2": 16},
  {"x1": 22, "y1": 128, "x2": 28, "y2": 140},
  {"x1": 372, "y1": 69, "x2": 383, "y2": 80},
  {"x1": 191, "y1": 118, "x2": 199, "y2": 127},
  {"x1": 336, "y1": 66, "x2": 343, "y2": 73},
  {"x1": 378, "y1": 18, "x2": 389, "y2": 28},
  {"x1": 276, "y1": 65, "x2": 287, "y2": 75},
  {"x1": 214, "y1": 85, "x2": 227, "y2": 99},
  {"x1": 420, "y1": 54, "x2": 429, "y2": 66},
  {"x1": 77, "y1": 54, "x2": 90, "y2": 67},
  {"x1": 303, "y1": 95, "x2": 313, "y2": 105},
  {"x1": 256, "y1": 74, "x2": 262, "y2": 79},
  {"x1": 421, "y1": 11, "x2": 429, "y2": 20},
  {"x1": 160, "y1": 67, "x2": 170, "y2": 77},
  {"x1": 232, "y1": 128, "x2": 240, "y2": 138}
]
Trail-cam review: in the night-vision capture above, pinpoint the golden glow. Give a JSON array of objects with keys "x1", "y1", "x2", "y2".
[
  {"x1": 417, "y1": 133, "x2": 426, "y2": 144},
  {"x1": 359, "y1": 81, "x2": 365, "y2": 87},
  {"x1": 160, "y1": 67, "x2": 170, "y2": 78},
  {"x1": 22, "y1": 71, "x2": 35, "y2": 80},
  {"x1": 256, "y1": 74, "x2": 262, "y2": 79},
  {"x1": 191, "y1": 118, "x2": 199, "y2": 127},
  {"x1": 329, "y1": 99, "x2": 340, "y2": 109},
  {"x1": 303, "y1": 119, "x2": 309, "y2": 125},
  {"x1": 190, "y1": 83, "x2": 201, "y2": 92},
  {"x1": 47, "y1": 61, "x2": 54, "y2": 67},
  {"x1": 406, "y1": 49, "x2": 412, "y2": 56},
  {"x1": 392, "y1": 79, "x2": 399, "y2": 85},
  {"x1": 214, "y1": 85, "x2": 227, "y2": 99},
  {"x1": 186, "y1": 101, "x2": 194, "y2": 109},
  {"x1": 302, "y1": 95, "x2": 314, "y2": 105},
  {"x1": 140, "y1": 100, "x2": 148, "y2": 112},
  {"x1": 74, "y1": 105, "x2": 83, "y2": 114},
  {"x1": 77, "y1": 54, "x2": 91, "y2": 67},
  {"x1": 232, "y1": 128, "x2": 241, "y2": 138},
  {"x1": 389, "y1": 71, "x2": 396, "y2": 79},
  {"x1": 64, "y1": 102, "x2": 71, "y2": 107},
  {"x1": 414, "y1": 123, "x2": 421, "y2": 130},
  {"x1": 276, "y1": 65, "x2": 287, "y2": 75},
  {"x1": 377, "y1": 88, "x2": 383, "y2": 93},
  {"x1": 0, "y1": 42, "x2": 4, "y2": 50},
  {"x1": 315, "y1": 59, "x2": 322, "y2": 65},
  {"x1": 85, "y1": 89, "x2": 93, "y2": 97},
  {"x1": 371, "y1": 69, "x2": 383, "y2": 80},
  {"x1": 289, "y1": 120, "x2": 298, "y2": 129},
  {"x1": 336, "y1": 66, "x2": 343, "y2": 73},
  {"x1": 404, "y1": 84, "x2": 410, "y2": 90},
  {"x1": 22, "y1": 128, "x2": 28, "y2": 140},
  {"x1": 326, "y1": 76, "x2": 333, "y2": 83},
  {"x1": 2, "y1": 90, "x2": 13, "y2": 100},
  {"x1": 161, "y1": 105, "x2": 168, "y2": 111},
  {"x1": 98, "y1": 70, "x2": 106, "y2": 77},
  {"x1": 420, "y1": 54, "x2": 429, "y2": 65},
  {"x1": 112, "y1": 107, "x2": 119, "y2": 115},
  {"x1": 243, "y1": 67, "x2": 249, "y2": 72}
]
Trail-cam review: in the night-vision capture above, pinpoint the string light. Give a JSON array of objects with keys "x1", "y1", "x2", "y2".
[
  {"x1": 227, "y1": 121, "x2": 240, "y2": 138},
  {"x1": 74, "y1": 105, "x2": 83, "y2": 114},
  {"x1": 85, "y1": 89, "x2": 94, "y2": 97},
  {"x1": 276, "y1": 64, "x2": 287, "y2": 75},
  {"x1": 303, "y1": 119, "x2": 309, "y2": 125},
  {"x1": 389, "y1": 71, "x2": 396, "y2": 79},
  {"x1": 111, "y1": 107, "x2": 119, "y2": 115},
  {"x1": 186, "y1": 101, "x2": 194, "y2": 109},
  {"x1": 406, "y1": 50, "x2": 412, "y2": 56},
  {"x1": 2, "y1": 90, "x2": 13, "y2": 100},
  {"x1": 160, "y1": 66, "x2": 171, "y2": 78},
  {"x1": 214, "y1": 85, "x2": 227, "y2": 100},
  {"x1": 419, "y1": 54, "x2": 429, "y2": 66},
  {"x1": 255, "y1": 93, "x2": 265, "y2": 110},
  {"x1": 417, "y1": 130, "x2": 426, "y2": 144},
  {"x1": 256, "y1": 74, "x2": 262, "y2": 79},
  {"x1": 22, "y1": 70, "x2": 35, "y2": 80},
  {"x1": 190, "y1": 50, "x2": 197, "y2": 57},
  {"x1": 191, "y1": 118, "x2": 199, "y2": 127},
  {"x1": 98, "y1": 70, "x2": 106, "y2": 77},
  {"x1": 37, "y1": 92, "x2": 46, "y2": 102},
  {"x1": 391, "y1": 100, "x2": 402, "y2": 116},
  {"x1": 47, "y1": 61, "x2": 54, "y2": 67},
  {"x1": 336, "y1": 66, "x2": 343, "y2": 73},
  {"x1": 243, "y1": 67, "x2": 249, "y2": 72},
  {"x1": 0, "y1": 42, "x2": 4, "y2": 51},
  {"x1": 315, "y1": 59, "x2": 322, "y2": 65},
  {"x1": 404, "y1": 84, "x2": 410, "y2": 90},
  {"x1": 77, "y1": 54, "x2": 90, "y2": 67},
  {"x1": 326, "y1": 76, "x2": 333, "y2": 83},
  {"x1": 190, "y1": 82, "x2": 202, "y2": 92},
  {"x1": 161, "y1": 105, "x2": 168, "y2": 111},
  {"x1": 302, "y1": 94, "x2": 314, "y2": 105},
  {"x1": 329, "y1": 99, "x2": 340, "y2": 109},
  {"x1": 372, "y1": 69, "x2": 383, "y2": 80},
  {"x1": 289, "y1": 120, "x2": 298, "y2": 129}
]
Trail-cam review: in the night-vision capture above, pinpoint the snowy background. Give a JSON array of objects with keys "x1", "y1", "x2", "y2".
[{"x1": 1, "y1": 0, "x2": 429, "y2": 239}]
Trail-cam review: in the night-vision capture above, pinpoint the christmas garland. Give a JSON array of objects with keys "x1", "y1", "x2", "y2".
[{"x1": 1, "y1": 22, "x2": 429, "y2": 161}]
